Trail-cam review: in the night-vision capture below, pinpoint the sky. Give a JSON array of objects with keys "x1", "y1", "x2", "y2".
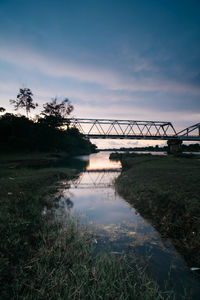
[{"x1": 0, "y1": 0, "x2": 200, "y2": 148}]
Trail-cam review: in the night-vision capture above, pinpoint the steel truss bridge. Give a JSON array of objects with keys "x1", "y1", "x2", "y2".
[{"x1": 66, "y1": 118, "x2": 200, "y2": 141}]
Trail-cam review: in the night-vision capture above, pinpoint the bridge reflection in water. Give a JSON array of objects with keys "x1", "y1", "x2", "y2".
[{"x1": 70, "y1": 169, "x2": 121, "y2": 189}]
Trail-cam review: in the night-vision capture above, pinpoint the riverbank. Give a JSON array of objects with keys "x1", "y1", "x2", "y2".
[
  {"x1": 0, "y1": 153, "x2": 174, "y2": 299},
  {"x1": 113, "y1": 152, "x2": 200, "y2": 268}
]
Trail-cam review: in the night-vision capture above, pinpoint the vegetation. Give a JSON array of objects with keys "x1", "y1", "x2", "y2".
[
  {"x1": 101, "y1": 144, "x2": 200, "y2": 152},
  {"x1": 1, "y1": 87, "x2": 96, "y2": 155},
  {"x1": 39, "y1": 97, "x2": 73, "y2": 128},
  {"x1": 0, "y1": 107, "x2": 5, "y2": 113},
  {"x1": 0, "y1": 89, "x2": 177, "y2": 298},
  {"x1": 112, "y1": 152, "x2": 200, "y2": 267},
  {"x1": 0, "y1": 113, "x2": 96, "y2": 154},
  {"x1": 0, "y1": 113, "x2": 96, "y2": 155},
  {"x1": 0, "y1": 154, "x2": 74, "y2": 299},
  {"x1": 0, "y1": 155, "x2": 174, "y2": 300},
  {"x1": 10, "y1": 88, "x2": 38, "y2": 117}
]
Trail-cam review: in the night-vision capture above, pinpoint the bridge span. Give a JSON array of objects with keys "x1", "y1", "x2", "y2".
[
  {"x1": 67, "y1": 118, "x2": 200, "y2": 141},
  {"x1": 65, "y1": 118, "x2": 200, "y2": 153}
]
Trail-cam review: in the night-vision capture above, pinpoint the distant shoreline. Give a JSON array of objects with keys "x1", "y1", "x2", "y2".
[{"x1": 98, "y1": 143, "x2": 200, "y2": 152}]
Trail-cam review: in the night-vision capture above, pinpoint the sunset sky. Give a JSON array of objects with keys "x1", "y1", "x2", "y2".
[{"x1": 0, "y1": 0, "x2": 199, "y2": 148}]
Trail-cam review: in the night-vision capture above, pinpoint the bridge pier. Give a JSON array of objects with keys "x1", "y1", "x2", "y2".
[{"x1": 167, "y1": 140, "x2": 182, "y2": 154}]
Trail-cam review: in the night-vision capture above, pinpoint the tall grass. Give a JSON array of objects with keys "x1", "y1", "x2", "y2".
[
  {"x1": 114, "y1": 153, "x2": 200, "y2": 267},
  {"x1": 0, "y1": 157, "x2": 75, "y2": 299},
  {"x1": 0, "y1": 154, "x2": 175, "y2": 299},
  {"x1": 19, "y1": 217, "x2": 175, "y2": 300}
]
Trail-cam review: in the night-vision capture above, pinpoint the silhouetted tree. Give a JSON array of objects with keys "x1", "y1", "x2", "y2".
[
  {"x1": 0, "y1": 107, "x2": 5, "y2": 113},
  {"x1": 39, "y1": 97, "x2": 73, "y2": 128},
  {"x1": 10, "y1": 88, "x2": 38, "y2": 117}
]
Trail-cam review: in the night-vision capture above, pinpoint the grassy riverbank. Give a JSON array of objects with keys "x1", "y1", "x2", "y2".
[
  {"x1": 0, "y1": 153, "x2": 75, "y2": 299},
  {"x1": 0, "y1": 153, "x2": 174, "y2": 299},
  {"x1": 113, "y1": 152, "x2": 200, "y2": 268}
]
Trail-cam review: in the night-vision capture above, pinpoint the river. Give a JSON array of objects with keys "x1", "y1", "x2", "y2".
[{"x1": 56, "y1": 151, "x2": 200, "y2": 299}]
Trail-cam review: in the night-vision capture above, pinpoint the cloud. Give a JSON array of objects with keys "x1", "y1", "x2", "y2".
[
  {"x1": 0, "y1": 42, "x2": 199, "y2": 137},
  {"x1": 72, "y1": 102, "x2": 200, "y2": 130},
  {"x1": 0, "y1": 44, "x2": 200, "y2": 96},
  {"x1": 1, "y1": 77, "x2": 199, "y2": 131}
]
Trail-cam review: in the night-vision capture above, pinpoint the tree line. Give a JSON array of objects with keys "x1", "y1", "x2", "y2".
[{"x1": 0, "y1": 88, "x2": 96, "y2": 154}]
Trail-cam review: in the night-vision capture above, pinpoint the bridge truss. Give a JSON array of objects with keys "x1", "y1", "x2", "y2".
[
  {"x1": 68, "y1": 118, "x2": 178, "y2": 140},
  {"x1": 176, "y1": 122, "x2": 200, "y2": 141},
  {"x1": 65, "y1": 118, "x2": 200, "y2": 141}
]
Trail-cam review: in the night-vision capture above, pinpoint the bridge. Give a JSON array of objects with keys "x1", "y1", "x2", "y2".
[{"x1": 66, "y1": 118, "x2": 200, "y2": 153}]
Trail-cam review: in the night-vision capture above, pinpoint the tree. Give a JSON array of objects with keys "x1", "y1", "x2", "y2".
[
  {"x1": 39, "y1": 97, "x2": 73, "y2": 128},
  {"x1": 0, "y1": 107, "x2": 5, "y2": 113},
  {"x1": 10, "y1": 88, "x2": 38, "y2": 117}
]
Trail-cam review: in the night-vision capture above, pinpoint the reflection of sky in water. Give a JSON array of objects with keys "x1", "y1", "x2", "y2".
[
  {"x1": 57, "y1": 152, "x2": 200, "y2": 299},
  {"x1": 63, "y1": 184, "x2": 146, "y2": 226},
  {"x1": 84, "y1": 151, "x2": 121, "y2": 170}
]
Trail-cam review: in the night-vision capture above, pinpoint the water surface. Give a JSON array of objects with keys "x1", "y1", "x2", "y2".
[{"x1": 57, "y1": 151, "x2": 200, "y2": 299}]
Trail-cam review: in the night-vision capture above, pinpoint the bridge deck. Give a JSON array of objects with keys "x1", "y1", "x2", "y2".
[
  {"x1": 85, "y1": 134, "x2": 200, "y2": 141},
  {"x1": 85, "y1": 134, "x2": 177, "y2": 140}
]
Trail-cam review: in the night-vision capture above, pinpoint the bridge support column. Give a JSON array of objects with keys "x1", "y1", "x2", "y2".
[{"x1": 167, "y1": 140, "x2": 182, "y2": 154}]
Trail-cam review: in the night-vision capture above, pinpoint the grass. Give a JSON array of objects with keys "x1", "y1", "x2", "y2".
[
  {"x1": 20, "y1": 218, "x2": 174, "y2": 300},
  {"x1": 113, "y1": 153, "x2": 200, "y2": 267},
  {"x1": 0, "y1": 152, "x2": 69, "y2": 168},
  {"x1": 0, "y1": 154, "x2": 75, "y2": 299},
  {"x1": 0, "y1": 153, "x2": 175, "y2": 299}
]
